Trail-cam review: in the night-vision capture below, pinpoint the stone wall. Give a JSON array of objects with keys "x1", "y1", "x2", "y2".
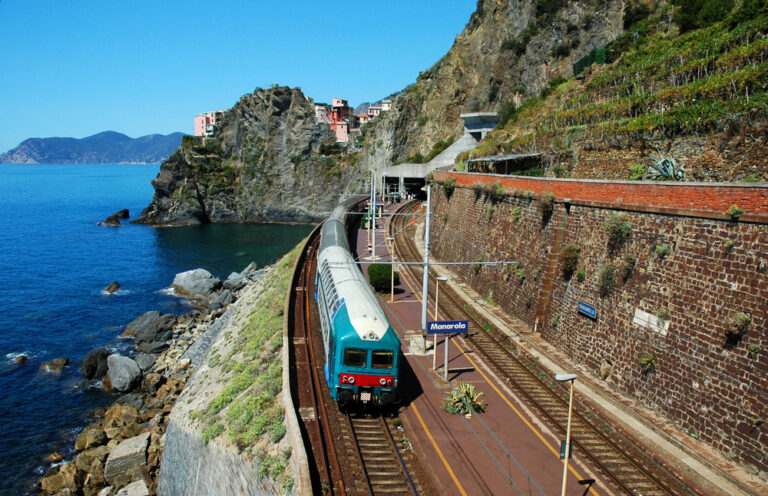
[{"x1": 430, "y1": 171, "x2": 768, "y2": 479}]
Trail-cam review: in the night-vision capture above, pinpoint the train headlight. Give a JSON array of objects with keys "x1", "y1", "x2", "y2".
[
  {"x1": 379, "y1": 378, "x2": 386, "y2": 386},
  {"x1": 387, "y1": 379, "x2": 393, "y2": 386},
  {"x1": 347, "y1": 376, "x2": 355, "y2": 384}
]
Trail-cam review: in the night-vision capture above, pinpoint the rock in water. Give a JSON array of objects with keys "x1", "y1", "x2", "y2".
[
  {"x1": 104, "y1": 281, "x2": 121, "y2": 293},
  {"x1": 106, "y1": 355, "x2": 142, "y2": 392},
  {"x1": 171, "y1": 268, "x2": 221, "y2": 298},
  {"x1": 117, "y1": 480, "x2": 150, "y2": 496},
  {"x1": 100, "y1": 209, "x2": 130, "y2": 226},
  {"x1": 82, "y1": 348, "x2": 110, "y2": 380},
  {"x1": 115, "y1": 209, "x2": 129, "y2": 219},
  {"x1": 223, "y1": 271, "x2": 246, "y2": 291},
  {"x1": 124, "y1": 310, "x2": 176, "y2": 340},
  {"x1": 14, "y1": 354, "x2": 28, "y2": 364},
  {"x1": 40, "y1": 357, "x2": 69, "y2": 373}
]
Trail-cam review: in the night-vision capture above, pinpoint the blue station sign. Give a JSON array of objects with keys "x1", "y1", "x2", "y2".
[
  {"x1": 577, "y1": 301, "x2": 597, "y2": 319},
  {"x1": 427, "y1": 320, "x2": 469, "y2": 334}
]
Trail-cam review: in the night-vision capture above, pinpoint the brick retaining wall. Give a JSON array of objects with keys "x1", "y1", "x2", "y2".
[{"x1": 430, "y1": 172, "x2": 768, "y2": 479}]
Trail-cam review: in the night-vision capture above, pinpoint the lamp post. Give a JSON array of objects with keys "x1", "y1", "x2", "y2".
[
  {"x1": 555, "y1": 373, "x2": 577, "y2": 496},
  {"x1": 386, "y1": 237, "x2": 395, "y2": 302},
  {"x1": 433, "y1": 276, "x2": 448, "y2": 370}
]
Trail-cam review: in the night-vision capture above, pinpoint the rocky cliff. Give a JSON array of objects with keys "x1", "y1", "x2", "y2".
[
  {"x1": 138, "y1": 86, "x2": 364, "y2": 225},
  {"x1": 0, "y1": 131, "x2": 183, "y2": 164},
  {"x1": 361, "y1": 0, "x2": 625, "y2": 171}
]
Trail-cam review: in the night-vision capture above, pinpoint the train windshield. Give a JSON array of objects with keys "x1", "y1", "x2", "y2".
[
  {"x1": 343, "y1": 348, "x2": 367, "y2": 368},
  {"x1": 371, "y1": 350, "x2": 394, "y2": 369}
]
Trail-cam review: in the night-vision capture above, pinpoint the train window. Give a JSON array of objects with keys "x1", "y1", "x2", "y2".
[
  {"x1": 371, "y1": 350, "x2": 394, "y2": 369},
  {"x1": 343, "y1": 348, "x2": 366, "y2": 368}
]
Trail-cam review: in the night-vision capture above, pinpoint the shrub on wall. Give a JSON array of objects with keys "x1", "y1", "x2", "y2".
[
  {"x1": 539, "y1": 191, "x2": 556, "y2": 223},
  {"x1": 367, "y1": 264, "x2": 399, "y2": 292},
  {"x1": 638, "y1": 352, "x2": 656, "y2": 374},
  {"x1": 603, "y1": 213, "x2": 632, "y2": 248},
  {"x1": 512, "y1": 206, "x2": 521, "y2": 221},
  {"x1": 726, "y1": 311, "x2": 751, "y2": 339},
  {"x1": 576, "y1": 267, "x2": 586, "y2": 282},
  {"x1": 727, "y1": 205, "x2": 744, "y2": 220},
  {"x1": 655, "y1": 244, "x2": 670, "y2": 259},
  {"x1": 559, "y1": 244, "x2": 581, "y2": 279},
  {"x1": 598, "y1": 263, "x2": 617, "y2": 296},
  {"x1": 442, "y1": 177, "x2": 456, "y2": 199}
]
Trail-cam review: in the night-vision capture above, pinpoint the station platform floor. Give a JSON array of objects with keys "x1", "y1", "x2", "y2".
[{"x1": 352, "y1": 200, "x2": 766, "y2": 496}]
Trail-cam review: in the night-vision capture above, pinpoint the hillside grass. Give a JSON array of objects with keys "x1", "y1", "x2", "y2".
[
  {"x1": 191, "y1": 240, "x2": 303, "y2": 488},
  {"x1": 466, "y1": 5, "x2": 768, "y2": 160}
]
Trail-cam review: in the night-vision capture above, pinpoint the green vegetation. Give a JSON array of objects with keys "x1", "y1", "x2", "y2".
[
  {"x1": 655, "y1": 243, "x2": 670, "y2": 259},
  {"x1": 604, "y1": 213, "x2": 632, "y2": 247},
  {"x1": 628, "y1": 163, "x2": 646, "y2": 180},
  {"x1": 465, "y1": 5, "x2": 768, "y2": 174},
  {"x1": 511, "y1": 206, "x2": 522, "y2": 221},
  {"x1": 727, "y1": 205, "x2": 744, "y2": 219},
  {"x1": 368, "y1": 264, "x2": 399, "y2": 292},
  {"x1": 194, "y1": 242, "x2": 302, "y2": 467},
  {"x1": 638, "y1": 352, "x2": 657, "y2": 373},
  {"x1": 442, "y1": 177, "x2": 456, "y2": 198},
  {"x1": 726, "y1": 311, "x2": 751, "y2": 338},
  {"x1": 442, "y1": 381, "x2": 486, "y2": 415},
  {"x1": 559, "y1": 244, "x2": 581, "y2": 279},
  {"x1": 576, "y1": 267, "x2": 586, "y2": 282},
  {"x1": 598, "y1": 263, "x2": 618, "y2": 296}
]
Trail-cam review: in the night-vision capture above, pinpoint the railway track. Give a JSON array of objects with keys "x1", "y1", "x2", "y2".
[
  {"x1": 390, "y1": 200, "x2": 698, "y2": 496},
  {"x1": 290, "y1": 211, "x2": 427, "y2": 496}
]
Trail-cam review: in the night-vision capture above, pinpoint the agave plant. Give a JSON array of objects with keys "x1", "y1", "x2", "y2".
[
  {"x1": 647, "y1": 150, "x2": 685, "y2": 180},
  {"x1": 442, "y1": 381, "x2": 486, "y2": 415}
]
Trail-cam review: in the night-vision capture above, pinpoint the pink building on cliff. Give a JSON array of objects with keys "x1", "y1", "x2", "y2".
[{"x1": 194, "y1": 111, "x2": 223, "y2": 137}]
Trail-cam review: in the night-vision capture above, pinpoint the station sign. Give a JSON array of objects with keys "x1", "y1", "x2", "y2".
[
  {"x1": 577, "y1": 301, "x2": 597, "y2": 319},
  {"x1": 427, "y1": 320, "x2": 469, "y2": 334}
]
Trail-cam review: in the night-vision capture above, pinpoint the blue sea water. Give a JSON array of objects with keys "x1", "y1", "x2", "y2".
[{"x1": 0, "y1": 164, "x2": 314, "y2": 495}]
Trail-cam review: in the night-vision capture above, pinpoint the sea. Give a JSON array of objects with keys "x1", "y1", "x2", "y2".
[{"x1": 0, "y1": 164, "x2": 314, "y2": 495}]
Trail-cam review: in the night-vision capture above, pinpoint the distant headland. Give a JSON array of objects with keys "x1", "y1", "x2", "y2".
[{"x1": 0, "y1": 131, "x2": 184, "y2": 164}]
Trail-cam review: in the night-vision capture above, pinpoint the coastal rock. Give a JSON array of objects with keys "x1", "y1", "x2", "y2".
[
  {"x1": 98, "y1": 486, "x2": 115, "y2": 496},
  {"x1": 82, "y1": 348, "x2": 110, "y2": 380},
  {"x1": 223, "y1": 272, "x2": 246, "y2": 291},
  {"x1": 107, "y1": 355, "x2": 142, "y2": 393},
  {"x1": 44, "y1": 452, "x2": 64, "y2": 464},
  {"x1": 14, "y1": 354, "x2": 28, "y2": 364},
  {"x1": 116, "y1": 480, "x2": 149, "y2": 496},
  {"x1": 40, "y1": 357, "x2": 69, "y2": 373},
  {"x1": 208, "y1": 289, "x2": 234, "y2": 310},
  {"x1": 134, "y1": 353, "x2": 155, "y2": 372},
  {"x1": 104, "y1": 281, "x2": 121, "y2": 293},
  {"x1": 75, "y1": 424, "x2": 107, "y2": 451},
  {"x1": 39, "y1": 462, "x2": 81, "y2": 494},
  {"x1": 171, "y1": 269, "x2": 221, "y2": 299},
  {"x1": 116, "y1": 393, "x2": 144, "y2": 411},
  {"x1": 125, "y1": 311, "x2": 176, "y2": 341},
  {"x1": 136, "y1": 340, "x2": 170, "y2": 354},
  {"x1": 104, "y1": 432, "x2": 150, "y2": 485}
]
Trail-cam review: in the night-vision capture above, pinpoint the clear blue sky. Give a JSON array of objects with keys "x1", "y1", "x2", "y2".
[{"x1": 0, "y1": 1, "x2": 476, "y2": 152}]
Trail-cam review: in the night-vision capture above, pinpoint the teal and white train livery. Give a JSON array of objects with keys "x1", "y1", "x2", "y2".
[{"x1": 315, "y1": 201, "x2": 401, "y2": 405}]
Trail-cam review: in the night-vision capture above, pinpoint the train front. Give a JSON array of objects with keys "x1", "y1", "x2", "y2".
[{"x1": 334, "y1": 312, "x2": 400, "y2": 405}]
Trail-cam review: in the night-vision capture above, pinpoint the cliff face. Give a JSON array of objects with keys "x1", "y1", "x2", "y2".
[
  {"x1": 138, "y1": 86, "x2": 363, "y2": 225},
  {"x1": 0, "y1": 131, "x2": 183, "y2": 164},
  {"x1": 362, "y1": 0, "x2": 625, "y2": 170}
]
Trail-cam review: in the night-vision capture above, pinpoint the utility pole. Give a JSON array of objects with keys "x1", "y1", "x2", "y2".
[{"x1": 421, "y1": 185, "x2": 431, "y2": 348}]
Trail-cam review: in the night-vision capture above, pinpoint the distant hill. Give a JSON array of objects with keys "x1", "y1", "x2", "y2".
[{"x1": 0, "y1": 131, "x2": 184, "y2": 164}]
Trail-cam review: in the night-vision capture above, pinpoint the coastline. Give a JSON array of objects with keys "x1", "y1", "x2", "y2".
[{"x1": 37, "y1": 262, "x2": 268, "y2": 496}]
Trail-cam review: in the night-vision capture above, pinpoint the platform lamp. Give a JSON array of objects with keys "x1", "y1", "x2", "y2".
[
  {"x1": 386, "y1": 237, "x2": 395, "y2": 302},
  {"x1": 555, "y1": 373, "x2": 577, "y2": 496},
  {"x1": 433, "y1": 276, "x2": 448, "y2": 370}
]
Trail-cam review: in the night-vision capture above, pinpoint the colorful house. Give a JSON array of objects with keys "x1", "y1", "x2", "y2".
[{"x1": 194, "y1": 111, "x2": 223, "y2": 137}]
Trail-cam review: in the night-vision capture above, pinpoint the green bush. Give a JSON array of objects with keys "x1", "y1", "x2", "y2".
[
  {"x1": 442, "y1": 381, "x2": 486, "y2": 415},
  {"x1": 638, "y1": 352, "x2": 656, "y2": 373},
  {"x1": 598, "y1": 263, "x2": 617, "y2": 296},
  {"x1": 442, "y1": 177, "x2": 456, "y2": 198},
  {"x1": 559, "y1": 244, "x2": 581, "y2": 279},
  {"x1": 628, "y1": 163, "x2": 645, "y2": 180},
  {"x1": 727, "y1": 205, "x2": 744, "y2": 219},
  {"x1": 603, "y1": 213, "x2": 632, "y2": 247},
  {"x1": 576, "y1": 267, "x2": 586, "y2": 282},
  {"x1": 655, "y1": 244, "x2": 670, "y2": 259},
  {"x1": 367, "y1": 264, "x2": 399, "y2": 292},
  {"x1": 674, "y1": 0, "x2": 735, "y2": 33},
  {"x1": 620, "y1": 253, "x2": 637, "y2": 281},
  {"x1": 726, "y1": 312, "x2": 751, "y2": 338}
]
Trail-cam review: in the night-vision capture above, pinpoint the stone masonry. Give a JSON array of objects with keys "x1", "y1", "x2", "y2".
[{"x1": 430, "y1": 171, "x2": 768, "y2": 479}]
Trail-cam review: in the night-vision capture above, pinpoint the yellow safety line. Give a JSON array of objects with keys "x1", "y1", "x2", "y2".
[
  {"x1": 411, "y1": 403, "x2": 468, "y2": 496},
  {"x1": 386, "y1": 217, "x2": 600, "y2": 495}
]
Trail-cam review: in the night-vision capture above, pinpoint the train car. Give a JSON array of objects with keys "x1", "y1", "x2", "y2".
[{"x1": 315, "y1": 201, "x2": 400, "y2": 405}]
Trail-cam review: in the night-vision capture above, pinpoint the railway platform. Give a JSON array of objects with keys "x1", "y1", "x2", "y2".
[{"x1": 351, "y1": 200, "x2": 764, "y2": 496}]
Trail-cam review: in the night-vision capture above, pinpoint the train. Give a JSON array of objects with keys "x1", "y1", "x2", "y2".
[{"x1": 315, "y1": 199, "x2": 401, "y2": 406}]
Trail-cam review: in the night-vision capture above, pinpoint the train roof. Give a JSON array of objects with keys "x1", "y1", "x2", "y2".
[{"x1": 318, "y1": 246, "x2": 391, "y2": 341}]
